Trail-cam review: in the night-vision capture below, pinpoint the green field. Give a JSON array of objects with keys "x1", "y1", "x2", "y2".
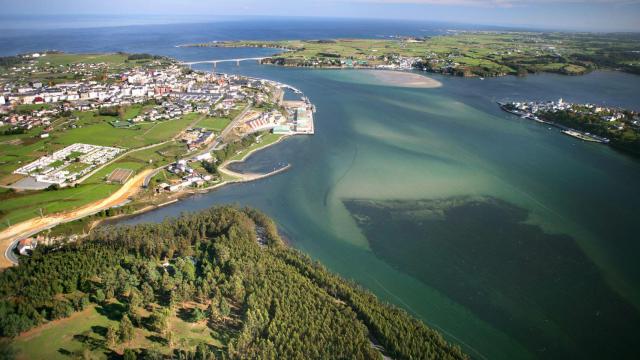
[
  {"x1": 0, "y1": 111, "x2": 202, "y2": 228},
  {"x1": 195, "y1": 116, "x2": 231, "y2": 131},
  {"x1": 13, "y1": 305, "x2": 117, "y2": 359},
  {"x1": 35, "y1": 53, "x2": 130, "y2": 67},
  {"x1": 12, "y1": 303, "x2": 223, "y2": 359},
  {"x1": 14, "y1": 103, "x2": 53, "y2": 112},
  {"x1": 228, "y1": 133, "x2": 283, "y2": 162},
  {"x1": 0, "y1": 112, "x2": 199, "y2": 182},
  {"x1": 0, "y1": 183, "x2": 118, "y2": 229},
  {"x1": 1, "y1": 53, "x2": 176, "y2": 85},
  {"x1": 125, "y1": 142, "x2": 188, "y2": 166}
]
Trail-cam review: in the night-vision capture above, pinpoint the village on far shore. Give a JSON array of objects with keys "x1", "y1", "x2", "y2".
[{"x1": 498, "y1": 98, "x2": 640, "y2": 155}]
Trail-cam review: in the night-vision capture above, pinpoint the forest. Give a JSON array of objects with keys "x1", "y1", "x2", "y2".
[
  {"x1": 0, "y1": 206, "x2": 467, "y2": 359},
  {"x1": 541, "y1": 110, "x2": 640, "y2": 157}
]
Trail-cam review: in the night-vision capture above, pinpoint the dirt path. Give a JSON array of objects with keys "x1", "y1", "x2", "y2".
[{"x1": 0, "y1": 169, "x2": 153, "y2": 269}]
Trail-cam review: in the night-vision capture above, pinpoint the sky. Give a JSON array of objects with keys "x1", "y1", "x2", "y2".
[{"x1": 2, "y1": 0, "x2": 640, "y2": 32}]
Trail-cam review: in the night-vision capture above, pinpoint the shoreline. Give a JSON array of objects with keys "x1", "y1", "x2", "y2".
[{"x1": 0, "y1": 135, "x2": 296, "y2": 266}]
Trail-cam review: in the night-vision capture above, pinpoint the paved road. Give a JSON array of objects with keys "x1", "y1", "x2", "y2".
[
  {"x1": 2, "y1": 108, "x2": 251, "y2": 267},
  {"x1": 189, "y1": 104, "x2": 252, "y2": 161},
  {"x1": 0, "y1": 169, "x2": 153, "y2": 268}
]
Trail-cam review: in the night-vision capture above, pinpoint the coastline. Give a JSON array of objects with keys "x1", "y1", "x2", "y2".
[{"x1": 0, "y1": 134, "x2": 296, "y2": 267}]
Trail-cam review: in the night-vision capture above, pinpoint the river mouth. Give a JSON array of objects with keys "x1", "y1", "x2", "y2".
[{"x1": 344, "y1": 196, "x2": 640, "y2": 359}]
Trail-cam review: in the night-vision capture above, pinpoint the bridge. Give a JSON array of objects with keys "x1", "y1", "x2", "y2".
[{"x1": 180, "y1": 57, "x2": 268, "y2": 68}]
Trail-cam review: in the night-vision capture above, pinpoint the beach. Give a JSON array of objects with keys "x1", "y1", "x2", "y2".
[{"x1": 365, "y1": 70, "x2": 443, "y2": 88}]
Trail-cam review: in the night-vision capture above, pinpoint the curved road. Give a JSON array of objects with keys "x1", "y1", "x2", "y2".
[{"x1": 0, "y1": 169, "x2": 153, "y2": 269}]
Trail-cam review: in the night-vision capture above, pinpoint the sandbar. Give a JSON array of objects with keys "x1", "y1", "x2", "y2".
[{"x1": 365, "y1": 70, "x2": 442, "y2": 88}]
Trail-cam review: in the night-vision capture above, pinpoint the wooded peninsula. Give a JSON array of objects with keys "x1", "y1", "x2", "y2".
[{"x1": 0, "y1": 206, "x2": 467, "y2": 359}]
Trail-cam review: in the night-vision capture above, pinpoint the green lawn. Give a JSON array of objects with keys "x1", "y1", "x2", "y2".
[
  {"x1": 125, "y1": 142, "x2": 188, "y2": 167},
  {"x1": 64, "y1": 162, "x2": 91, "y2": 174},
  {"x1": 0, "y1": 112, "x2": 200, "y2": 228},
  {"x1": 228, "y1": 133, "x2": 283, "y2": 162},
  {"x1": 15, "y1": 103, "x2": 53, "y2": 112},
  {"x1": 0, "y1": 112, "x2": 197, "y2": 182},
  {"x1": 0, "y1": 183, "x2": 119, "y2": 229},
  {"x1": 84, "y1": 161, "x2": 147, "y2": 185},
  {"x1": 36, "y1": 53, "x2": 129, "y2": 67},
  {"x1": 195, "y1": 117, "x2": 231, "y2": 132},
  {"x1": 13, "y1": 305, "x2": 116, "y2": 360},
  {"x1": 13, "y1": 303, "x2": 224, "y2": 359}
]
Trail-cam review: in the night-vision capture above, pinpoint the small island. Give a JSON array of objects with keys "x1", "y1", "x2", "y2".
[{"x1": 185, "y1": 32, "x2": 640, "y2": 77}]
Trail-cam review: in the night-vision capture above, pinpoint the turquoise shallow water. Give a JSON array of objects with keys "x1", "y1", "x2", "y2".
[{"x1": 120, "y1": 66, "x2": 640, "y2": 359}]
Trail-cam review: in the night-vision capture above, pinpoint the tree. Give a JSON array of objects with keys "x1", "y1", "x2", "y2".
[
  {"x1": 166, "y1": 330, "x2": 175, "y2": 348},
  {"x1": 141, "y1": 283, "x2": 154, "y2": 304},
  {"x1": 50, "y1": 300, "x2": 73, "y2": 320},
  {"x1": 123, "y1": 348, "x2": 137, "y2": 360},
  {"x1": 201, "y1": 160, "x2": 218, "y2": 175},
  {"x1": 129, "y1": 289, "x2": 142, "y2": 309},
  {"x1": 105, "y1": 325, "x2": 118, "y2": 347},
  {"x1": 127, "y1": 307, "x2": 141, "y2": 328},
  {"x1": 208, "y1": 302, "x2": 220, "y2": 323},
  {"x1": 119, "y1": 315, "x2": 135, "y2": 343},
  {"x1": 0, "y1": 339, "x2": 17, "y2": 360},
  {"x1": 150, "y1": 308, "x2": 170, "y2": 334},
  {"x1": 93, "y1": 289, "x2": 105, "y2": 303},
  {"x1": 219, "y1": 297, "x2": 230, "y2": 320},
  {"x1": 190, "y1": 308, "x2": 206, "y2": 323}
]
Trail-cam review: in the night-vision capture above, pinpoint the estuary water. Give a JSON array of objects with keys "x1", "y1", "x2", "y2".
[{"x1": 2, "y1": 18, "x2": 640, "y2": 359}]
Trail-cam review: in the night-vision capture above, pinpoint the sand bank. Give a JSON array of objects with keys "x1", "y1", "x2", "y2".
[{"x1": 365, "y1": 70, "x2": 442, "y2": 88}]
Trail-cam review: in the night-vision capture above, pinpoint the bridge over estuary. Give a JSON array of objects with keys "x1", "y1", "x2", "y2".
[{"x1": 180, "y1": 57, "x2": 268, "y2": 68}]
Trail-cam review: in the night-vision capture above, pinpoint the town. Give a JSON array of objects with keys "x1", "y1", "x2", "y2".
[{"x1": 0, "y1": 52, "x2": 314, "y2": 193}]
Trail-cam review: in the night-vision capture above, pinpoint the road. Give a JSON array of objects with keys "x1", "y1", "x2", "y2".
[
  {"x1": 189, "y1": 104, "x2": 252, "y2": 161},
  {"x1": 0, "y1": 169, "x2": 153, "y2": 269},
  {"x1": 1, "y1": 107, "x2": 250, "y2": 269}
]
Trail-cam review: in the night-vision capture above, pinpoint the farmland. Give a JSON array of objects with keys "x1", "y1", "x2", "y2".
[
  {"x1": 1, "y1": 52, "x2": 174, "y2": 84},
  {"x1": 197, "y1": 32, "x2": 640, "y2": 77}
]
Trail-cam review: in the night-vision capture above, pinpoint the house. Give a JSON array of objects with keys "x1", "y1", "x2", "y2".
[
  {"x1": 195, "y1": 152, "x2": 212, "y2": 161},
  {"x1": 17, "y1": 238, "x2": 36, "y2": 255}
]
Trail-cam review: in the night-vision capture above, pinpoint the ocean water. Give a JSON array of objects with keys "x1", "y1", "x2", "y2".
[{"x1": 2, "y1": 18, "x2": 640, "y2": 359}]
